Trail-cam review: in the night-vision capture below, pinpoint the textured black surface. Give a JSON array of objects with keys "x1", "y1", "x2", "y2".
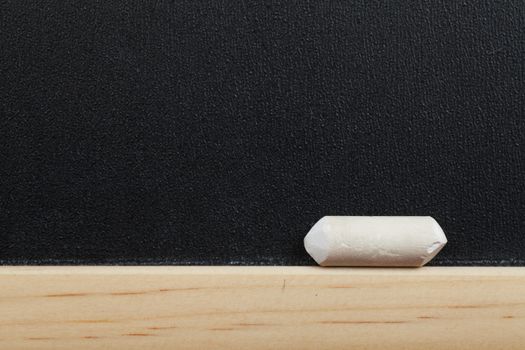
[{"x1": 0, "y1": 0, "x2": 524, "y2": 265}]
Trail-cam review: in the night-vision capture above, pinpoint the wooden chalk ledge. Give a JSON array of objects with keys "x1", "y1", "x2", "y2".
[{"x1": 1, "y1": 266, "x2": 525, "y2": 350}]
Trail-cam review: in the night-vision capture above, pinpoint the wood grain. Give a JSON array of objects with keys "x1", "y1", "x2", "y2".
[{"x1": 1, "y1": 267, "x2": 524, "y2": 349}]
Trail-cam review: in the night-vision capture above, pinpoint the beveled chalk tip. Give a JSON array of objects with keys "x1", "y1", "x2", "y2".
[
  {"x1": 304, "y1": 217, "x2": 332, "y2": 266},
  {"x1": 304, "y1": 216, "x2": 447, "y2": 267},
  {"x1": 419, "y1": 218, "x2": 447, "y2": 266}
]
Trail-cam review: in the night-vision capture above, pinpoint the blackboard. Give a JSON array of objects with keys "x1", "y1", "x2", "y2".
[{"x1": 1, "y1": 0, "x2": 524, "y2": 265}]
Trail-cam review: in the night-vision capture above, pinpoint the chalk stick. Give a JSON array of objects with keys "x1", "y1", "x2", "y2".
[{"x1": 304, "y1": 216, "x2": 447, "y2": 267}]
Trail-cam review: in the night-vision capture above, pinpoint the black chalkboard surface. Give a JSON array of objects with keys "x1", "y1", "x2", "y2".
[{"x1": 1, "y1": 0, "x2": 524, "y2": 265}]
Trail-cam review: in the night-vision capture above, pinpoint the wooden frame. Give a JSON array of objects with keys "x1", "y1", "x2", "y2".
[{"x1": 1, "y1": 266, "x2": 524, "y2": 349}]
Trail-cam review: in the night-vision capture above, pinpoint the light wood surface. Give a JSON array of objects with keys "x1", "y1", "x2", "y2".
[{"x1": 1, "y1": 266, "x2": 524, "y2": 349}]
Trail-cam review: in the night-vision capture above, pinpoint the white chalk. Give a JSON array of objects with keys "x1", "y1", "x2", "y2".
[{"x1": 304, "y1": 216, "x2": 447, "y2": 267}]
